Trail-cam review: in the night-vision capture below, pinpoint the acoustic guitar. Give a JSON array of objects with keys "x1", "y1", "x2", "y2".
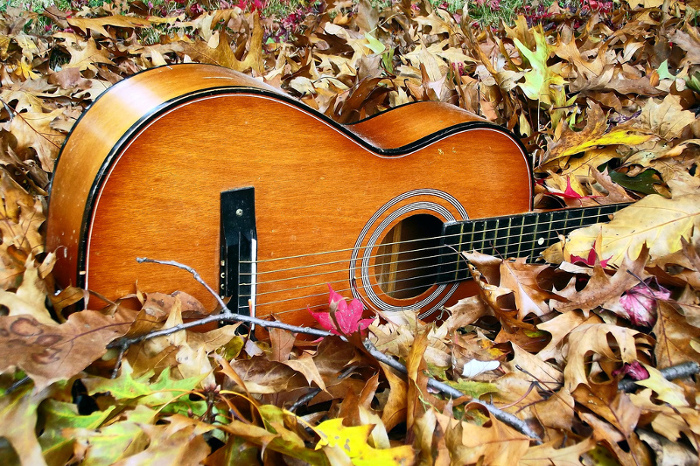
[{"x1": 46, "y1": 64, "x2": 622, "y2": 327}]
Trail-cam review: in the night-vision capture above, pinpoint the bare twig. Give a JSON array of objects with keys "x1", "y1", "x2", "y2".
[
  {"x1": 117, "y1": 257, "x2": 543, "y2": 444},
  {"x1": 618, "y1": 361, "x2": 700, "y2": 392},
  {"x1": 137, "y1": 258, "x2": 233, "y2": 314},
  {"x1": 363, "y1": 339, "x2": 542, "y2": 444}
]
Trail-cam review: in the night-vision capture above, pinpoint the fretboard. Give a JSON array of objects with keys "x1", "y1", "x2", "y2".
[{"x1": 437, "y1": 203, "x2": 628, "y2": 284}]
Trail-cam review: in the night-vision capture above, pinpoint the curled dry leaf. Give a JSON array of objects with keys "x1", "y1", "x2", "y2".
[{"x1": 564, "y1": 315, "x2": 653, "y2": 391}]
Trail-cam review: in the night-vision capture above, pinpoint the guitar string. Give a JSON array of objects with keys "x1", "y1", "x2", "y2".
[
  {"x1": 235, "y1": 249, "x2": 555, "y2": 314},
  {"x1": 232, "y1": 242, "x2": 547, "y2": 311},
  {"x1": 225, "y1": 208, "x2": 617, "y2": 313},
  {"x1": 239, "y1": 208, "x2": 614, "y2": 267},
  {"x1": 247, "y1": 258, "x2": 462, "y2": 297},
  {"x1": 236, "y1": 208, "x2": 611, "y2": 286},
  {"x1": 235, "y1": 277, "x2": 459, "y2": 313}
]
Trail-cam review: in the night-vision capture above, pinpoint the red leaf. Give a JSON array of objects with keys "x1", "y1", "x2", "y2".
[
  {"x1": 619, "y1": 280, "x2": 670, "y2": 327},
  {"x1": 308, "y1": 285, "x2": 373, "y2": 336},
  {"x1": 612, "y1": 361, "x2": 650, "y2": 381},
  {"x1": 570, "y1": 241, "x2": 611, "y2": 268}
]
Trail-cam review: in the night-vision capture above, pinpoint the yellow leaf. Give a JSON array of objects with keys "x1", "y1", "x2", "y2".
[
  {"x1": 635, "y1": 364, "x2": 689, "y2": 407},
  {"x1": 563, "y1": 194, "x2": 700, "y2": 266},
  {"x1": 314, "y1": 418, "x2": 414, "y2": 465},
  {"x1": 555, "y1": 128, "x2": 654, "y2": 160}
]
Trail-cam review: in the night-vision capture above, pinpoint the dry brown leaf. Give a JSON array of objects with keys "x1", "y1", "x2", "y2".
[
  {"x1": 520, "y1": 438, "x2": 597, "y2": 465},
  {"x1": 653, "y1": 301, "x2": 700, "y2": 369},
  {"x1": 634, "y1": 94, "x2": 697, "y2": 140},
  {"x1": 562, "y1": 194, "x2": 700, "y2": 266},
  {"x1": 564, "y1": 317, "x2": 651, "y2": 391},
  {"x1": 66, "y1": 15, "x2": 152, "y2": 37},
  {"x1": 0, "y1": 309, "x2": 133, "y2": 390},
  {"x1": 439, "y1": 408, "x2": 530, "y2": 464},
  {"x1": 500, "y1": 258, "x2": 558, "y2": 319}
]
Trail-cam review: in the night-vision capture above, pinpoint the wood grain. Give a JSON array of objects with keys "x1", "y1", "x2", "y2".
[{"x1": 46, "y1": 64, "x2": 532, "y2": 327}]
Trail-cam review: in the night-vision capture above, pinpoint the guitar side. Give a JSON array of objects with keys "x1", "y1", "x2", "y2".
[{"x1": 46, "y1": 64, "x2": 533, "y2": 326}]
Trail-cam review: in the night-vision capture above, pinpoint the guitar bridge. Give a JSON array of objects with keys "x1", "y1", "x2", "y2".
[{"x1": 220, "y1": 187, "x2": 257, "y2": 318}]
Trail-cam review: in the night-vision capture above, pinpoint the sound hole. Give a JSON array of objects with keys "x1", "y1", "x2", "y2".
[{"x1": 375, "y1": 214, "x2": 444, "y2": 299}]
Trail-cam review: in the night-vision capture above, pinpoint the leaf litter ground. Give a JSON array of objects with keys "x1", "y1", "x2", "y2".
[{"x1": 1, "y1": 0, "x2": 700, "y2": 464}]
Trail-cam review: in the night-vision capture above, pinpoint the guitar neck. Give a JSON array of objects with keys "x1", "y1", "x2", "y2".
[{"x1": 437, "y1": 203, "x2": 629, "y2": 283}]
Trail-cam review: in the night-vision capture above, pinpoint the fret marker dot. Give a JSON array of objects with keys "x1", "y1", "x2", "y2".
[{"x1": 537, "y1": 237, "x2": 545, "y2": 246}]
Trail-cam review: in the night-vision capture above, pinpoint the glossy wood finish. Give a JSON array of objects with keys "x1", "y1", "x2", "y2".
[{"x1": 46, "y1": 64, "x2": 532, "y2": 326}]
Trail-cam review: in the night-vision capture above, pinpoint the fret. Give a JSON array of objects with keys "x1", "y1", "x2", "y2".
[
  {"x1": 454, "y1": 222, "x2": 466, "y2": 281},
  {"x1": 530, "y1": 211, "x2": 551, "y2": 259},
  {"x1": 503, "y1": 217, "x2": 513, "y2": 257},
  {"x1": 484, "y1": 218, "x2": 498, "y2": 254},
  {"x1": 435, "y1": 203, "x2": 631, "y2": 284},
  {"x1": 515, "y1": 214, "x2": 525, "y2": 258}
]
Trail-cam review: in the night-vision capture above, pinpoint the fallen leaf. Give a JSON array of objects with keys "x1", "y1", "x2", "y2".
[
  {"x1": 562, "y1": 194, "x2": 700, "y2": 267},
  {"x1": 0, "y1": 309, "x2": 133, "y2": 390}
]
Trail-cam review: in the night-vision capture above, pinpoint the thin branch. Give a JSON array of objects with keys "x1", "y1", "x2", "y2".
[
  {"x1": 363, "y1": 340, "x2": 542, "y2": 444},
  {"x1": 108, "y1": 310, "x2": 334, "y2": 349},
  {"x1": 118, "y1": 257, "x2": 543, "y2": 444},
  {"x1": 619, "y1": 361, "x2": 700, "y2": 392},
  {"x1": 137, "y1": 258, "x2": 232, "y2": 314}
]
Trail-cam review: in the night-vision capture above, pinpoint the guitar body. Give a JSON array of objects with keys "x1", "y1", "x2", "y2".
[{"x1": 46, "y1": 64, "x2": 532, "y2": 326}]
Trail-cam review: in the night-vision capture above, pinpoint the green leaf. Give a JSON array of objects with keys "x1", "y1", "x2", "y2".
[
  {"x1": 39, "y1": 400, "x2": 115, "y2": 466},
  {"x1": 83, "y1": 363, "x2": 204, "y2": 405},
  {"x1": 513, "y1": 27, "x2": 565, "y2": 106},
  {"x1": 68, "y1": 405, "x2": 157, "y2": 466},
  {"x1": 657, "y1": 60, "x2": 676, "y2": 80},
  {"x1": 364, "y1": 32, "x2": 385, "y2": 54},
  {"x1": 381, "y1": 48, "x2": 394, "y2": 74},
  {"x1": 0, "y1": 385, "x2": 46, "y2": 466},
  {"x1": 608, "y1": 169, "x2": 662, "y2": 195},
  {"x1": 445, "y1": 380, "x2": 499, "y2": 399}
]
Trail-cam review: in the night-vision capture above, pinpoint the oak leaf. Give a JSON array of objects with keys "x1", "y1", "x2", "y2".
[
  {"x1": 63, "y1": 38, "x2": 115, "y2": 73},
  {"x1": 520, "y1": 438, "x2": 597, "y2": 465},
  {"x1": 500, "y1": 258, "x2": 560, "y2": 319},
  {"x1": 562, "y1": 194, "x2": 700, "y2": 267},
  {"x1": 66, "y1": 15, "x2": 152, "y2": 38},
  {"x1": 5, "y1": 108, "x2": 63, "y2": 172},
  {"x1": 378, "y1": 362, "x2": 407, "y2": 432},
  {"x1": 564, "y1": 316, "x2": 651, "y2": 391},
  {"x1": 227, "y1": 357, "x2": 307, "y2": 394},
  {"x1": 634, "y1": 363, "x2": 689, "y2": 407},
  {"x1": 552, "y1": 247, "x2": 649, "y2": 316},
  {"x1": 0, "y1": 309, "x2": 133, "y2": 391},
  {"x1": 653, "y1": 301, "x2": 700, "y2": 369},
  {"x1": 513, "y1": 26, "x2": 565, "y2": 106},
  {"x1": 439, "y1": 408, "x2": 530, "y2": 464},
  {"x1": 633, "y1": 94, "x2": 697, "y2": 140},
  {"x1": 543, "y1": 103, "x2": 654, "y2": 165},
  {"x1": 0, "y1": 256, "x2": 53, "y2": 325}
]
